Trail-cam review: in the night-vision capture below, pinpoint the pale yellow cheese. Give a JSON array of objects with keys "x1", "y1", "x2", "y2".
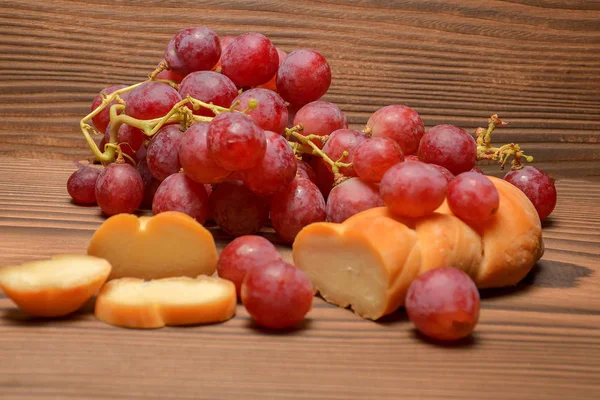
[{"x1": 87, "y1": 211, "x2": 218, "y2": 280}]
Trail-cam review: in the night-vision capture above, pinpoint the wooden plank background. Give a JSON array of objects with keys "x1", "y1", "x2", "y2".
[{"x1": 0, "y1": 0, "x2": 599, "y2": 177}]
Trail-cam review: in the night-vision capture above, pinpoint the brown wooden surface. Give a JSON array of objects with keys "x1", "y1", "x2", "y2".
[
  {"x1": 1, "y1": 1, "x2": 600, "y2": 178},
  {"x1": 1, "y1": 1, "x2": 600, "y2": 398},
  {"x1": 1, "y1": 159, "x2": 600, "y2": 400}
]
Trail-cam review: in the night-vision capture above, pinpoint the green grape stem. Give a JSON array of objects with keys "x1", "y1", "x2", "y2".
[{"x1": 475, "y1": 114, "x2": 534, "y2": 170}]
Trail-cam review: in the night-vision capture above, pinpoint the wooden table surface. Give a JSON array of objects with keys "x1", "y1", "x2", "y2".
[{"x1": 1, "y1": 1, "x2": 600, "y2": 399}]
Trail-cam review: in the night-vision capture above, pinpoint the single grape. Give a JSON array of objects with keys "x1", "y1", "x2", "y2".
[
  {"x1": 380, "y1": 161, "x2": 447, "y2": 218},
  {"x1": 255, "y1": 48, "x2": 287, "y2": 91},
  {"x1": 221, "y1": 32, "x2": 279, "y2": 87},
  {"x1": 178, "y1": 71, "x2": 238, "y2": 117},
  {"x1": 309, "y1": 157, "x2": 334, "y2": 198},
  {"x1": 95, "y1": 162, "x2": 144, "y2": 216},
  {"x1": 293, "y1": 100, "x2": 348, "y2": 142},
  {"x1": 276, "y1": 49, "x2": 331, "y2": 106},
  {"x1": 418, "y1": 124, "x2": 477, "y2": 175},
  {"x1": 152, "y1": 173, "x2": 209, "y2": 224},
  {"x1": 429, "y1": 163, "x2": 455, "y2": 184},
  {"x1": 90, "y1": 84, "x2": 128, "y2": 134},
  {"x1": 209, "y1": 181, "x2": 270, "y2": 236},
  {"x1": 447, "y1": 172, "x2": 499, "y2": 226},
  {"x1": 504, "y1": 166, "x2": 557, "y2": 220},
  {"x1": 406, "y1": 266, "x2": 480, "y2": 341},
  {"x1": 217, "y1": 235, "x2": 282, "y2": 296},
  {"x1": 104, "y1": 123, "x2": 146, "y2": 161},
  {"x1": 212, "y1": 35, "x2": 236, "y2": 71},
  {"x1": 207, "y1": 112, "x2": 267, "y2": 171},
  {"x1": 231, "y1": 88, "x2": 288, "y2": 134},
  {"x1": 164, "y1": 26, "x2": 221, "y2": 76},
  {"x1": 136, "y1": 158, "x2": 160, "y2": 209},
  {"x1": 366, "y1": 105, "x2": 424, "y2": 155},
  {"x1": 239, "y1": 131, "x2": 297, "y2": 196},
  {"x1": 296, "y1": 159, "x2": 317, "y2": 184},
  {"x1": 156, "y1": 69, "x2": 183, "y2": 83},
  {"x1": 353, "y1": 137, "x2": 404, "y2": 183},
  {"x1": 322, "y1": 129, "x2": 368, "y2": 176},
  {"x1": 67, "y1": 166, "x2": 101, "y2": 204},
  {"x1": 124, "y1": 81, "x2": 182, "y2": 120},
  {"x1": 326, "y1": 178, "x2": 384, "y2": 223},
  {"x1": 241, "y1": 260, "x2": 313, "y2": 329},
  {"x1": 146, "y1": 124, "x2": 185, "y2": 181},
  {"x1": 270, "y1": 178, "x2": 327, "y2": 243},
  {"x1": 178, "y1": 122, "x2": 230, "y2": 184}
]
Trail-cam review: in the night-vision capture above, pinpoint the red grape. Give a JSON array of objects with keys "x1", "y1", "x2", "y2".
[
  {"x1": 213, "y1": 35, "x2": 236, "y2": 71},
  {"x1": 353, "y1": 137, "x2": 404, "y2": 183},
  {"x1": 95, "y1": 162, "x2": 144, "y2": 216},
  {"x1": 429, "y1": 163, "x2": 455, "y2": 184},
  {"x1": 418, "y1": 124, "x2": 477, "y2": 175},
  {"x1": 322, "y1": 129, "x2": 368, "y2": 176},
  {"x1": 296, "y1": 159, "x2": 317, "y2": 184},
  {"x1": 232, "y1": 88, "x2": 288, "y2": 134},
  {"x1": 406, "y1": 267, "x2": 480, "y2": 341},
  {"x1": 239, "y1": 131, "x2": 297, "y2": 196},
  {"x1": 241, "y1": 260, "x2": 313, "y2": 329},
  {"x1": 67, "y1": 166, "x2": 101, "y2": 204},
  {"x1": 380, "y1": 161, "x2": 447, "y2": 218},
  {"x1": 178, "y1": 122, "x2": 230, "y2": 184},
  {"x1": 309, "y1": 157, "x2": 335, "y2": 198},
  {"x1": 209, "y1": 181, "x2": 270, "y2": 236},
  {"x1": 156, "y1": 69, "x2": 183, "y2": 83},
  {"x1": 221, "y1": 33, "x2": 279, "y2": 87},
  {"x1": 136, "y1": 158, "x2": 160, "y2": 209},
  {"x1": 366, "y1": 105, "x2": 424, "y2": 155},
  {"x1": 207, "y1": 112, "x2": 267, "y2": 171},
  {"x1": 447, "y1": 172, "x2": 499, "y2": 226},
  {"x1": 504, "y1": 166, "x2": 557, "y2": 220},
  {"x1": 217, "y1": 235, "x2": 282, "y2": 296},
  {"x1": 270, "y1": 178, "x2": 326, "y2": 243},
  {"x1": 326, "y1": 178, "x2": 384, "y2": 223},
  {"x1": 152, "y1": 173, "x2": 209, "y2": 224},
  {"x1": 104, "y1": 123, "x2": 146, "y2": 160},
  {"x1": 90, "y1": 84, "x2": 128, "y2": 134},
  {"x1": 276, "y1": 49, "x2": 331, "y2": 106},
  {"x1": 293, "y1": 100, "x2": 348, "y2": 139},
  {"x1": 164, "y1": 26, "x2": 221, "y2": 77},
  {"x1": 255, "y1": 48, "x2": 287, "y2": 91},
  {"x1": 124, "y1": 81, "x2": 182, "y2": 120},
  {"x1": 146, "y1": 124, "x2": 185, "y2": 181},
  {"x1": 178, "y1": 71, "x2": 238, "y2": 117}
]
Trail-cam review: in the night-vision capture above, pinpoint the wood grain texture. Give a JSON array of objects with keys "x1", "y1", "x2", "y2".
[
  {"x1": 0, "y1": 157, "x2": 599, "y2": 399},
  {"x1": 0, "y1": 0, "x2": 599, "y2": 177}
]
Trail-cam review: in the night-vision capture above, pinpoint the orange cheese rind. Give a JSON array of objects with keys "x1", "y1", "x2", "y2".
[
  {"x1": 87, "y1": 211, "x2": 218, "y2": 280},
  {"x1": 0, "y1": 254, "x2": 112, "y2": 317},
  {"x1": 292, "y1": 176, "x2": 544, "y2": 320},
  {"x1": 94, "y1": 275, "x2": 237, "y2": 329}
]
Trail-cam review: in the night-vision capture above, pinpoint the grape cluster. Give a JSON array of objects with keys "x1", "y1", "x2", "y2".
[{"x1": 67, "y1": 25, "x2": 559, "y2": 335}]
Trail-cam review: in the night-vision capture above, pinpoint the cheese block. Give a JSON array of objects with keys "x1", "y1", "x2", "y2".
[
  {"x1": 88, "y1": 211, "x2": 218, "y2": 280},
  {"x1": 292, "y1": 176, "x2": 544, "y2": 320},
  {"x1": 94, "y1": 275, "x2": 237, "y2": 329},
  {"x1": 0, "y1": 254, "x2": 111, "y2": 317}
]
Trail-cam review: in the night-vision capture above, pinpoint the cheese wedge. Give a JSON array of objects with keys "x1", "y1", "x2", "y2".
[
  {"x1": 88, "y1": 211, "x2": 218, "y2": 280},
  {"x1": 0, "y1": 254, "x2": 111, "y2": 317},
  {"x1": 94, "y1": 275, "x2": 236, "y2": 329}
]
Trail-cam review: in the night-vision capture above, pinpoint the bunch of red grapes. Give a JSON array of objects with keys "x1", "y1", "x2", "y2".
[{"x1": 66, "y1": 26, "x2": 558, "y2": 335}]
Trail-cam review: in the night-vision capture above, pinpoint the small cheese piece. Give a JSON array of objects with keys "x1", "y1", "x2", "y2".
[
  {"x1": 0, "y1": 254, "x2": 111, "y2": 317},
  {"x1": 95, "y1": 275, "x2": 237, "y2": 329},
  {"x1": 87, "y1": 211, "x2": 218, "y2": 280}
]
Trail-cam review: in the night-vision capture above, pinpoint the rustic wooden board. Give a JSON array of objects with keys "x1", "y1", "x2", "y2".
[
  {"x1": 0, "y1": 157, "x2": 599, "y2": 399},
  {"x1": 0, "y1": 0, "x2": 599, "y2": 178}
]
